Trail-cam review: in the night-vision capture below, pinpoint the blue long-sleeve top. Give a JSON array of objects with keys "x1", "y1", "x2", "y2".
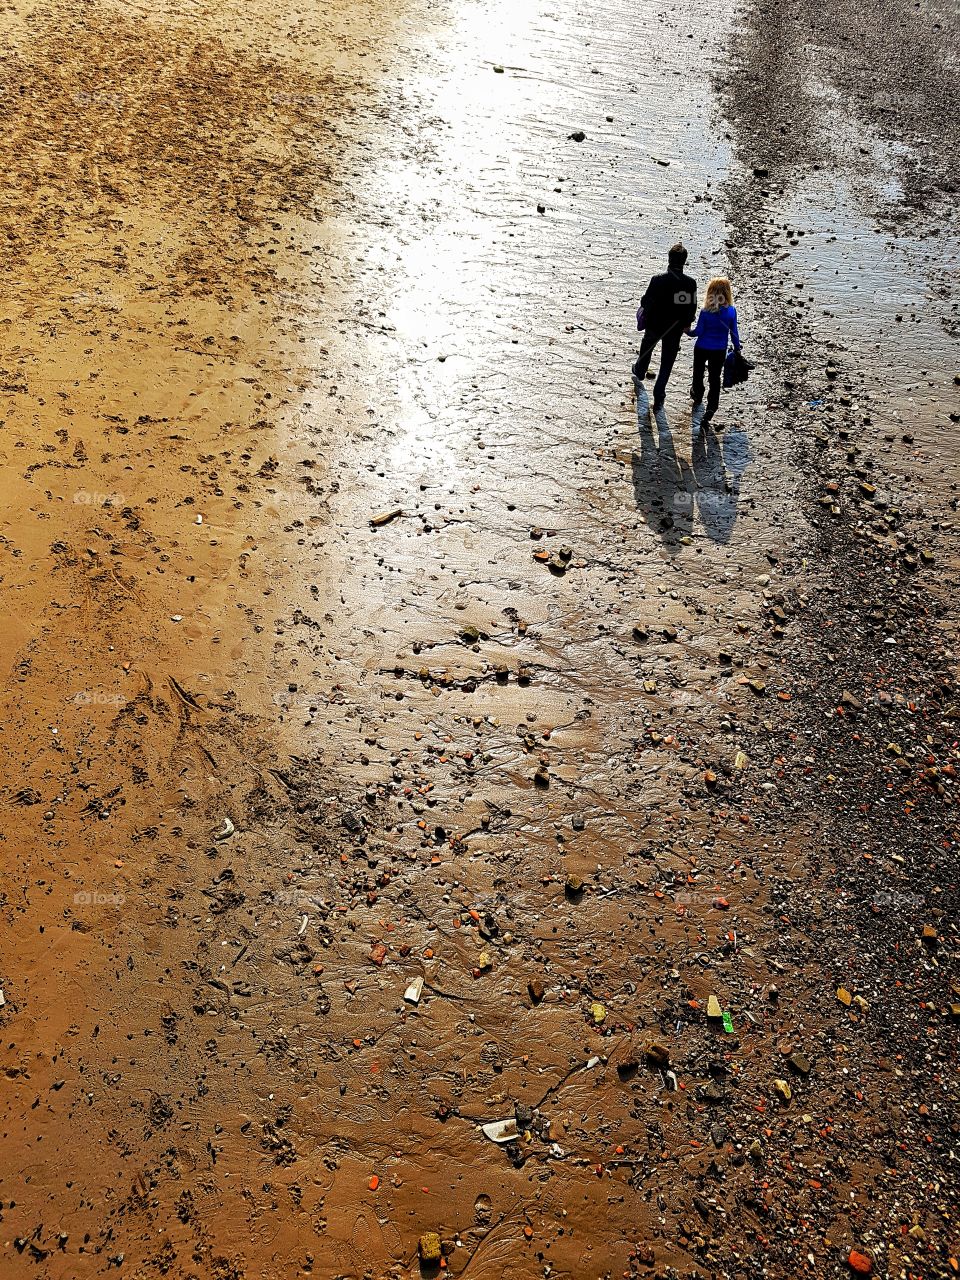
[{"x1": 688, "y1": 304, "x2": 741, "y2": 351}]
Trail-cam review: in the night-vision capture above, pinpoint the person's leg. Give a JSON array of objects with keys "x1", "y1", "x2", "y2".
[
  {"x1": 704, "y1": 348, "x2": 725, "y2": 419},
  {"x1": 691, "y1": 345, "x2": 707, "y2": 406},
  {"x1": 633, "y1": 329, "x2": 663, "y2": 380},
  {"x1": 652, "y1": 331, "x2": 682, "y2": 405}
]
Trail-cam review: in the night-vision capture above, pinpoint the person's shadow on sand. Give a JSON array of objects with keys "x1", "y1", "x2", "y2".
[
  {"x1": 691, "y1": 414, "x2": 751, "y2": 545},
  {"x1": 631, "y1": 382, "x2": 695, "y2": 553},
  {"x1": 632, "y1": 381, "x2": 750, "y2": 547}
]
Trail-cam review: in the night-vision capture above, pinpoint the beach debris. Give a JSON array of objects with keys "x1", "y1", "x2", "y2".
[
  {"x1": 645, "y1": 1043, "x2": 670, "y2": 1068},
  {"x1": 370, "y1": 507, "x2": 401, "y2": 527},
  {"x1": 418, "y1": 1232, "x2": 442, "y2": 1264},
  {"x1": 480, "y1": 1117, "x2": 519, "y2": 1144},
  {"x1": 773, "y1": 1078, "x2": 792, "y2": 1102}
]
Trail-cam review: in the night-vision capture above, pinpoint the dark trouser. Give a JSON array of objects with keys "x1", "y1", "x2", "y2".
[
  {"x1": 691, "y1": 345, "x2": 726, "y2": 418},
  {"x1": 633, "y1": 327, "x2": 683, "y2": 403}
]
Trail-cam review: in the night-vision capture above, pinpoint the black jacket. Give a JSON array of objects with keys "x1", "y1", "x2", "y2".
[{"x1": 640, "y1": 268, "x2": 698, "y2": 335}]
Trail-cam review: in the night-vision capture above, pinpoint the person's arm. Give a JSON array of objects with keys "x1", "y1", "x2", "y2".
[
  {"x1": 686, "y1": 309, "x2": 701, "y2": 338},
  {"x1": 639, "y1": 275, "x2": 656, "y2": 309},
  {"x1": 729, "y1": 307, "x2": 742, "y2": 350},
  {"x1": 684, "y1": 279, "x2": 698, "y2": 328}
]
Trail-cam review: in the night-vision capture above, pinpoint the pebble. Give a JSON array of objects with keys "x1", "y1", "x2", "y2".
[
  {"x1": 645, "y1": 1043, "x2": 670, "y2": 1068},
  {"x1": 418, "y1": 1232, "x2": 442, "y2": 1264}
]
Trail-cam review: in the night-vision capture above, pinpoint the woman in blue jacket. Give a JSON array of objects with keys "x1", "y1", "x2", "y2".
[{"x1": 686, "y1": 277, "x2": 742, "y2": 429}]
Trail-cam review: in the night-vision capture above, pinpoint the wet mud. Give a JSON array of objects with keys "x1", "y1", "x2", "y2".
[{"x1": 0, "y1": 0, "x2": 957, "y2": 1276}]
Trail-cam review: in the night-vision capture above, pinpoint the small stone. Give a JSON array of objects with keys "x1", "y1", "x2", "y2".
[
  {"x1": 837, "y1": 986, "x2": 852, "y2": 1006},
  {"x1": 568, "y1": 130, "x2": 586, "y2": 142},
  {"x1": 773, "y1": 1078, "x2": 792, "y2": 1102},
  {"x1": 564, "y1": 874, "x2": 585, "y2": 899},
  {"x1": 848, "y1": 1249, "x2": 873, "y2": 1275},
  {"x1": 528, "y1": 977, "x2": 545, "y2": 1004},
  {"x1": 590, "y1": 1001, "x2": 606, "y2": 1025},
  {"x1": 788, "y1": 1051, "x2": 811, "y2": 1076},
  {"x1": 922, "y1": 924, "x2": 939, "y2": 948},
  {"x1": 645, "y1": 1042, "x2": 670, "y2": 1068},
  {"x1": 419, "y1": 1232, "x2": 442, "y2": 1264},
  {"x1": 706, "y1": 994, "x2": 723, "y2": 1019}
]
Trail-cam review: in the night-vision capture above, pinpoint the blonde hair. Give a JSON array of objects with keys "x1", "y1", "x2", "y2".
[{"x1": 704, "y1": 277, "x2": 733, "y2": 312}]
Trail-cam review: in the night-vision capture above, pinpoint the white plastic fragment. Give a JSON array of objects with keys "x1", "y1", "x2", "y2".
[
  {"x1": 404, "y1": 976, "x2": 424, "y2": 1005},
  {"x1": 480, "y1": 1118, "x2": 519, "y2": 1144},
  {"x1": 214, "y1": 817, "x2": 235, "y2": 841}
]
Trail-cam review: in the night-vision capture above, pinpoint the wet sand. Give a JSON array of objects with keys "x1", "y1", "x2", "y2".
[{"x1": 0, "y1": 0, "x2": 957, "y2": 1276}]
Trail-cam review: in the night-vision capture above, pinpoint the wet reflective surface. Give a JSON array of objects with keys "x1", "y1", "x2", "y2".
[{"x1": 1, "y1": 0, "x2": 959, "y2": 1273}]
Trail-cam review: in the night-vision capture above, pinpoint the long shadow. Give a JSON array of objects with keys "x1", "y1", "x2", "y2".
[
  {"x1": 691, "y1": 418, "x2": 752, "y2": 545},
  {"x1": 630, "y1": 381, "x2": 695, "y2": 553}
]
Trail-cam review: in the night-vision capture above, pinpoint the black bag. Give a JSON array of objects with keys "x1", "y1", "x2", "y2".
[{"x1": 723, "y1": 349, "x2": 753, "y2": 389}]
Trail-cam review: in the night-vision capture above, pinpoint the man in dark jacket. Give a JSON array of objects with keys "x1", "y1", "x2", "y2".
[{"x1": 632, "y1": 243, "x2": 697, "y2": 411}]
